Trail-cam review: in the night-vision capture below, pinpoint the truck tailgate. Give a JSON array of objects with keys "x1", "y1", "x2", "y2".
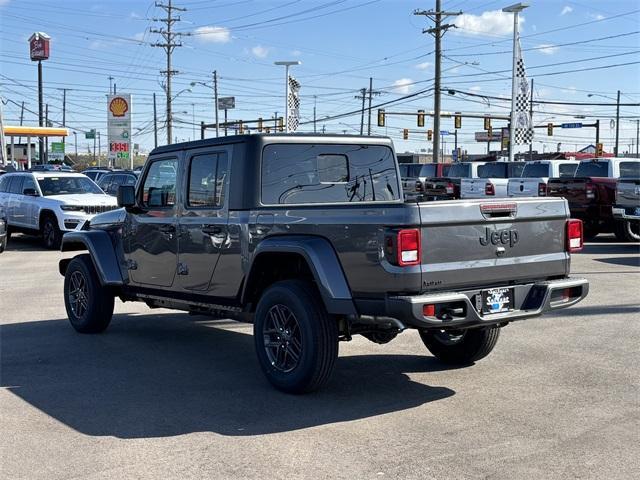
[
  {"x1": 417, "y1": 198, "x2": 569, "y2": 292},
  {"x1": 508, "y1": 178, "x2": 543, "y2": 197},
  {"x1": 547, "y1": 178, "x2": 590, "y2": 204}
]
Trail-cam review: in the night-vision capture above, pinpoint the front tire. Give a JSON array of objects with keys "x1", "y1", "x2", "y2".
[
  {"x1": 419, "y1": 326, "x2": 500, "y2": 365},
  {"x1": 253, "y1": 280, "x2": 338, "y2": 394},
  {"x1": 614, "y1": 219, "x2": 640, "y2": 242},
  {"x1": 41, "y1": 214, "x2": 62, "y2": 249},
  {"x1": 64, "y1": 254, "x2": 114, "y2": 333}
]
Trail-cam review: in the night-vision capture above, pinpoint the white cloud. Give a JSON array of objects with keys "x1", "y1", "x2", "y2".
[
  {"x1": 132, "y1": 32, "x2": 145, "y2": 42},
  {"x1": 537, "y1": 44, "x2": 558, "y2": 55},
  {"x1": 194, "y1": 26, "x2": 231, "y2": 43},
  {"x1": 454, "y1": 10, "x2": 523, "y2": 36},
  {"x1": 291, "y1": 49, "x2": 302, "y2": 57},
  {"x1": 415, "y1": 61, "x2": 431, "y2": 70},
  {"x1": 469, "y1": 86, "x2": 482, "y2": 92},
  {"x1": 251, "y1": 45, "x2": 269, "y2": 58},
  {"x1": 393, "y1": 78, "x2": 413, "y2": 94},
  {"x1": 589, "y1": 13, "x2": 605, "y2": 20},
  {"x1": 560, "y1": 6, "x2": 573, "y2": 15}
]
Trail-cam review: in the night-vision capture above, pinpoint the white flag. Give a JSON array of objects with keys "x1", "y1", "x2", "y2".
[
  {"x1": 288, "y1": 75, "x2": 300, "y2": 132},
  {"x1": 513, "y1": 32, "x2": 534, "y2": 145}
]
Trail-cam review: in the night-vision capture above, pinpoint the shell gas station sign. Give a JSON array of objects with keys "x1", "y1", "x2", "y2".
[{"x1": 107, "y1": 94, "x2": 132, "y2": 168}]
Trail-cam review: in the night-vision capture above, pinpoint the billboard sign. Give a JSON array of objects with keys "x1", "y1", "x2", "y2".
[
  {"x1": 475, "y1": 131, "x2": 502, "y2": 142},
  {"x1": 49, "y1": 142, "x2": 65, "y2": 162},
  {"x1": 107, "y1": 94, "x2": 132, "y2": 167},
  {"x1": 29, "y1": 32, "x2": 50, "y2": 61},
  {"x1": 217, "y1": 97, "x2": 235, "y2": 110}
]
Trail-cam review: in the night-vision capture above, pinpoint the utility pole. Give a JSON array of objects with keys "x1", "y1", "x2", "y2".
[
  {"x1": 213, "y1": 70, "x2": 219, "y2": 137},
  {"x1": 73, "y1": 131, "x2": 78, "y2": 161},
  {"x1": 151, "y1": 0, "x2": 188, "y2": 145},
  {"x1": 61, "y1": 88, "x2": 67, "y2": 144},
  {"x1": 108, "y1": 76, "x2": 114, "y2": 95},
  {"x1": 38, "y1": 60, "x2": 44, "y2": 163},
  {"x1": 636, "y1": 119, "x2": 639, "y2": 158},
  {"x1": 18, "y1": 101, "x2": 24, "y2": 146},
  {"x1": 414, "y1": 2, "x2": 461, "y2": 162},
  {"x1": 153, "y1": 92, "x2": 158, "y2": 148},
  {"x1": 615, "y1": 90, "x2": 620, "y2": 156},
  {"x1": 356, "y1": 88, "x2": 367, "y2": 135},
  {"x1": 44, "y1": 103, "x2": 49, "y2": 163},
  {"x1": 366, "y1": 77, "x2": 381, "y2": 136},
  {"x1": 313, "y1": 95, "x2": 317, "y2": 133},
  {"x1": 98, "y1": 131, "x2": 102, "y2": 166}
]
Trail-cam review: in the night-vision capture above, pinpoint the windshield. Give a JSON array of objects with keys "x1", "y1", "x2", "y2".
[
  {"x1": 37, "y1": 176, "x2": 104, "y2": 196},
  {"x1": 522, "y1": 163, "x2": 551, "y2": 178},
  {"x1": 575, "y1": 161, "x2": 609, "y2": 178},
  {"x1": 620, "y1": 162, "x2": 640, "y2": 178},
  {"x1": 447, "y1": 163, "x2": 471, "y2": 178}
]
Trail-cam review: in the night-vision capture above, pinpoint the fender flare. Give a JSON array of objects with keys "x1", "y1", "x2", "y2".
[
  {"x1": 59, "y1": 231, "x2": 124, "y2": 286},
  {"x1": 242, "y1": 235, "x2": 357, "y2": 316}
]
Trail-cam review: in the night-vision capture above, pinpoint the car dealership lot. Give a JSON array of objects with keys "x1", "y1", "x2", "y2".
[{"x1": 1, "y1": 235, "x2": 638, "y2": 480}]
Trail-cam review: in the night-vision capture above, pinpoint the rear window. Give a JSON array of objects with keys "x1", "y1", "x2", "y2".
[
  {"x1": 418, "y1": 164, "x2": 437, "y2": 177},
  {"x1": 620, "y1": 161, "x2": 640, "y2": 178},
  {"x1": 478, "y1": 163, "x2": 507, "y2": 178},
  {"x1": 559, "y1": 163, "x2": 578, "y2": 177},
  {"x1": 575, "y1": 161, "x2": 609, "y2": 178},
  {"x1": 447, "y1": 163, "x2": 471, "y2": 178},
  {"x1": 261, "y1": 144, "x2": 400, "y2": 204},
  {"x1": 521, "y1": 163, "x2": 551, "y2": 178},
  {"x1": 399, "y1": 164, "x2": 422, "y2": 178}
]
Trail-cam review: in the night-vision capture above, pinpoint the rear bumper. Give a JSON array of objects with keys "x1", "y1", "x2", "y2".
[
  {"x1": 612, "y1": 206, "x2": 640, "y2": 222},
  {"x1": 385, "y1": 277, "x2": 589, "y2": 329}
]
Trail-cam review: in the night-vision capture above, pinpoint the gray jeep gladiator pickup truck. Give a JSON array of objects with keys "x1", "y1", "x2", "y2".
[{"x1": 59, "y1": 134, "x2": 589, "y2": 393}]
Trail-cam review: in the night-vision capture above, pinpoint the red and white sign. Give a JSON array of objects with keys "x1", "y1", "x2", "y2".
[
  {"x1": 107, "y1": 94, "x2": 132, "y2": 168},
  {"x1": 29, "y1": 32, "x2": 50, "y2": 61}
]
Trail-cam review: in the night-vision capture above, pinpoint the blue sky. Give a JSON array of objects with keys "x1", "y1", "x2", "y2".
[{"x1": 1, "y1": 0, "x2": 639, "y2": 156}]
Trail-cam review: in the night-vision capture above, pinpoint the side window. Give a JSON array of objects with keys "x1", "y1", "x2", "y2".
[
  {"x1": 124, "y1": 175, "x2": 137, "y2": 186},
  {"x1": 558, "y1": 163, "x2": 577, "y2": 177},
  {"x1": 22, "y1": 176, "x2": 38, "y2": 194},
  {"x1": 0, "y1": 176, "x2": 9, "y2": 192},
  {"x1": 261, "y1": 144, "x2": 399, "y2": 204},
  {"x1": 187, "y1": 152, "x2": 228, "y2": 208},
  {"x1": 620, "y1": 162, "x2": 640, "y2": 178},
  {"x1": 8, "y1": 176, "x2": 24, "y2": 194},
  {"x1": 141, "y1": 158, "x2": 178, "y2": 208}
]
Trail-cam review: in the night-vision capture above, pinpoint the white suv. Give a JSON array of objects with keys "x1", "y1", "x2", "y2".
[{"x1": 0, "y1": 172, "x2": 118, "y2": 249}]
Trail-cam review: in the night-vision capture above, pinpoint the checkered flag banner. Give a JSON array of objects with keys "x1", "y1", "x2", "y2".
[
  {"x1": 288, "y1": 75, "x2": 300, "y2": 132},
  {"x1": 513, "y1": 32, "x2": 534, "y2": 145}
]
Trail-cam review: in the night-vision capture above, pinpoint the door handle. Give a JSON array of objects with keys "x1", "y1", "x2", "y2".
[
  {"x1": 202, "y1": 225, "x2": 222, "y2": 235},
  {"x1": 159, "y1": 224, "x2": 176, "y2": 234}
]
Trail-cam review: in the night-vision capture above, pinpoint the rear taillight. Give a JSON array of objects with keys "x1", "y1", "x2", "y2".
[
  {"x1": 485, "y1": 182, "x2": 495, "y2": 196},
  {"x1": 445, "y1": 182, "x2": 454, "y2": 195},
  {"x1": 538, "y1": 182, "x2": 547, "y2": 196},
  {"x1": 398, "y1": 228, "x2": 421, "y2": 266},
  {"x1": 585, "y1": 182, "x2": 595, "y2": 199},
  {"x1": 566, "y1": 219, "x2": 583, "y2": 253}
]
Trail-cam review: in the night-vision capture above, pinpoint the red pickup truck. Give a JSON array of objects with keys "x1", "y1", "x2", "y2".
[{"x1": 547, "y1": 158, "x2": 640, "y2": 240}]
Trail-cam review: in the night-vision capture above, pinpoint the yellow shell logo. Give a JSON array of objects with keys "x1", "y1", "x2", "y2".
[{"x1": 109, "y1": 97, "x2": 128, "y2": 117}]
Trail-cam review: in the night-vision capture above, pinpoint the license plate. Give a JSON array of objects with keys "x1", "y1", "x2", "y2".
[{"x1": 481, "y1": 288, "x2": 513, "y2": 314}]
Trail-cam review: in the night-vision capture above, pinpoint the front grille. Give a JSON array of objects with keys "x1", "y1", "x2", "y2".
[{"x1": 83, "y1": 205, "x2": 118, "y2": 215}]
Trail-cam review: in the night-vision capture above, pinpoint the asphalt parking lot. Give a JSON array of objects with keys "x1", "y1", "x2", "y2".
[{"x1": 1, "y1": 234, "x2": 638, "y2": 480}]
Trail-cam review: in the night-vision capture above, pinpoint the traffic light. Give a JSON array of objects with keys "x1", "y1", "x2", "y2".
[
  {"x1": 484, "y1": 117, "x2": 491, "y2": 131},
  {"x1": 265, "y1": 126, "x2": 271, "y2": 134},
  {"x1": 377, "y1": 109, "x2": 385, "y2": 127},
  {"x1": 278, "y1": 117, "x2": 284, "y2": 132},
  {"x1": 238, "y1": 120, "x2": 244, "y2": 134},
  {"x1": 454, "y1": 115, "x2": 462, "y2": 129},
  {"x1": 596, "y1": 142, "x2": 603, "y2": 157},
  {"x1": 258, "y1": 118, "x2": 263, "y2": 132},
  {"x1": 487, "y1": 126, "x2": 492, "y2": 138},
  {"x1": 417, "y1": 109, "x2": 425, "y2": 127},
  {"x1": 403, "y1": 128, "x2": 409, "y2": 140},
  {"x1": 547, "y1": 123, "x2": 553, "y2": 136},
  {"x1": 427, "y1": 129, "x2": 433, "y2": 141}
]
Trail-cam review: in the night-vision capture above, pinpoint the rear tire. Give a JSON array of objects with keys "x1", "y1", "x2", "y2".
[
  {"x1": 41, "y1": 214, "x2": 62, "y2": 249},
  {"x1": 614, "y1": 219, "x2": 640, "y2": 242},
  {"x1": 253, "y1": 280, "x2": 338, "y2": 394},
  {"x1": 64, "y1": 254, "x2": 114, "y2": 333},
  {"x1": 583, "y1": 222, "x2": 599, "y2": 241},
  {"x1": 419, "y1": 326, "x2": 500, "y2": 365}
]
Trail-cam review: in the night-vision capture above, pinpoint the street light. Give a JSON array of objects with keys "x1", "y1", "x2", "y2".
[
  {"x1": 502, "y1": 3, "x2": 528, "y2": 162},
  {"x1": 588, "y1": 92, "x2": 621, "y2": 155},
  {"x1": 274, "y1": 60, "x2": 301, "y2": 133}
]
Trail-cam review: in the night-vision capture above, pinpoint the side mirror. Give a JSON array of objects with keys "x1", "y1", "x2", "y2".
[
  {"x1": 23, "y1": 188, "x2": 39, "y2": 196},
  {"x1": 117, "y1": 185, "x2": 136, "y2": 208}
]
